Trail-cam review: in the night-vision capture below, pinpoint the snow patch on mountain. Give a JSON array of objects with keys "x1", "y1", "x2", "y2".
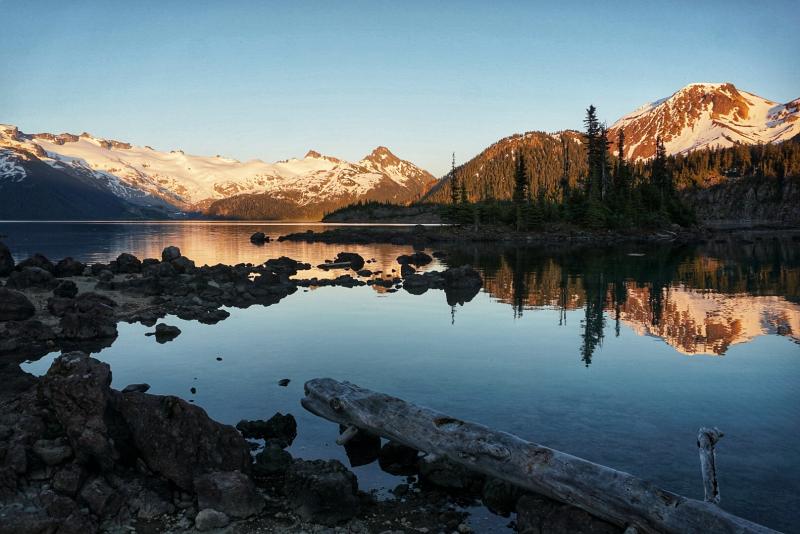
[
  {"x1": 0, "y1": 150, "x2": 26, "y2": 183},
  {"x1": 610, "y1": 83, "x2": 800, "y2": 160}
]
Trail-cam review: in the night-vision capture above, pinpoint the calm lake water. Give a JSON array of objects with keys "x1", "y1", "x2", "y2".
[{"x1": 3, "y1": 221, "x2": 799, "y2": 532}]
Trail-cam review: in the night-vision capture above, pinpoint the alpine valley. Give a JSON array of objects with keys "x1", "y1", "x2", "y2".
[{"x1": 2, "y1": 82, "x2": 798, "y2": 221}]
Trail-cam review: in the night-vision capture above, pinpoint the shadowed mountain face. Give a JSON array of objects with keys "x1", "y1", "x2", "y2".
[
  {"x1": 0, "y1": 148, "x2": 160, "y2": 219},
  {"x1": 0, "y1": 125, "x2": 436, "y2": 220}
]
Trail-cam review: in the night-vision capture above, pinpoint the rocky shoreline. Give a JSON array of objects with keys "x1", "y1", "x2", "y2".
[{"x1": 0, "y1": 240, "x2": 627, "y2": 533}]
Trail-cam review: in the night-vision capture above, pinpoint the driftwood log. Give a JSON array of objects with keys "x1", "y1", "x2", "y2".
[
  {"x1": 698, "y1": 427, "x2": 724, "y2": 504},
  {"x1": 302, "y1": 378, "x2": 776, "y2": 534}
]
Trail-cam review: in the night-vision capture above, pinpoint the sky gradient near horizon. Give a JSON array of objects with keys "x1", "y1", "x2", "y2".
[{"x1": 1, "y1": 0, "x2": 798, "y2": 175}]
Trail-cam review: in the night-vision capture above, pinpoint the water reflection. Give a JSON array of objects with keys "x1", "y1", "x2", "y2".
[
  {"x1": 448, "y1": 240, "x2": 800, "y2": 361},
  {"x1": 2, "y1": 222, "x2": 798, "y2": 361}
]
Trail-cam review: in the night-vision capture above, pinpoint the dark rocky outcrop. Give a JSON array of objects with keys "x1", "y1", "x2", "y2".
[{"x1": 0, "y1": 288, "x2": 36, "y2": 322}]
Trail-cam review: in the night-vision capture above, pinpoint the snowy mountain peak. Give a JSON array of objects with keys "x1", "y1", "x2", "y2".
[
  {"x1": 609, "y1": 83, "x2": 799, "y2": 160},
  {"x1": 0, "y1": 123, "x2": 436, "y2": 218}
]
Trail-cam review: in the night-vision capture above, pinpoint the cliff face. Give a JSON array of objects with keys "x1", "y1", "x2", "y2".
[{"x1": 682, "y1": 176, "x2": 800, "y2": 226}]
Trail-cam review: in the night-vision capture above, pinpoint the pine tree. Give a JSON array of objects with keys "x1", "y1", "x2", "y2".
[
  {"x1": 513, "y1": 152, "x2": 529, "y2": 230},
  {"x1": 449, "y1": 152, "x2": 460, "y2": 205},
  {"x1": 583, "y1": 106, "x2": 602, "y2": 199}
]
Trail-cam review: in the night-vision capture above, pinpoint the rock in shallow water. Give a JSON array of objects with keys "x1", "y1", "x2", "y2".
[{"x1": 236, "y1": 412, "x2": 297, "y2": 447}]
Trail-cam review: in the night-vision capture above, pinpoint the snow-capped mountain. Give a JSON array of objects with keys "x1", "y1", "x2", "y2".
[
  {"x1": 0, "y1": 124, "x2": 435, "y2": 219},
  {"x1": 609, "y1": 83, "x2": 800, "y2": 160}
]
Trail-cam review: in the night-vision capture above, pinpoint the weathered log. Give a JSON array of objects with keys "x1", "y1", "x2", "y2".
[
  {"x1": 301, "y1": 378, "x2": 776, "y2": 534},
  {"x1": 698, "y1": 427, "x2": 724, "y2": 505}
]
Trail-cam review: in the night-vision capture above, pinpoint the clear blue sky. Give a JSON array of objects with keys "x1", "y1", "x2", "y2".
[{"x1": 1, "y1": 1, "x2": 797, "y2": 176}]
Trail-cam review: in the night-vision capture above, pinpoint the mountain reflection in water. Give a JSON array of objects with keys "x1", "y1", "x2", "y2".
[{"x1": 448, "y1": 239, "x2": 799, "y2": 362}]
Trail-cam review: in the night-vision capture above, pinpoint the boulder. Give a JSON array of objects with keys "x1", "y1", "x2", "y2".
[
  {"x1": 481, "y1": 478, "x2": 524, "y2": 517},
  {"x1": 171, "y1": 256, "x2": 196, "y2": 274},
  {"x1": 516, "y1": 494, "x2": 620, "y2": 534},
  {"x1": 53, "y1": 280, "x2": 78, "y2": 298},
  {"x1": 52, "y1": 464, "x2": 85, "y2": 497},
  {"x1": 112, "y1": 253, "x2": 142, "y2": 274},
  {"x1": 32, "y1": 438, "x2": 73, "y2": 466},
  {"x1": 194, "y1": 471, "x2": 264, "y2": 518},
  {"x1": 0, "y1": 289, "x2": 35, "y2": 322},
  {"x1": 161, "y1": 246, "x2": 182, "y2": 262},
  {"x1": 334, "y1": 252, "x2": 365, "y2": 271},
  {"x1": 78, "y1": 476, "x2": 122, "y2": 518},
  {"x1": 400, "y1": 263, "x2": 416, "y2": 278},
  {"x1": 0, "y1": 241, "x2": 15, "y2": 276},
  {"x1": 284, "y1": 459, "x2": 360, "y2": 525},
  {"x1": 6, "y1": 266, "x2": 56, "y2": 289},
  {"x1": 236, "y1": 413, "x2": 297, "y2": 447},
  {"x1": 195, "y1": 508, "x2": 230, "y2": 531},
  {"x1": 152, "y1": 323, "x2": 181, "y2": 343},
  {"x1": 16, "y1": 253, "x2": 55, "y2": 273},
  {"x1": 121, "y1": 383, "x2": 150, "y2": 393},
  {"x1": 378, "y1": 441, "x2": 419, "y2": 476},
  {"x1": 41, "y1": 353, "x2": 119, "y2": 470},
  {"x1": 250, "y1": 232, "x2": 268, "y2": 244},
  {"x1": 442, "y1": 264, "x2": 482, "y2": 289},
  {"x1": 397, "y1": 251, "x2": 433, "y2": 267},
  {"x1": 54, "y1": 257, "x2": 86, "y2": 277},
  {"x1": 253, "y1": 441, "x2": 293, "y2": 476},
  {"x1": 58, "y1": 293, "x2": 118, "y2": 340},
  {"x1": 419, "y1": 455, "x2": 484, "y2": 493},
  {"x1": 117, "y1": 392, "x2": 252, "y2": 490}
]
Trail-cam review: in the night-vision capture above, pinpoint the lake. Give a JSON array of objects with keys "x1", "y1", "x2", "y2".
[{"x1": 3, "y1": 221, "x2": 799, "y2": 533}]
